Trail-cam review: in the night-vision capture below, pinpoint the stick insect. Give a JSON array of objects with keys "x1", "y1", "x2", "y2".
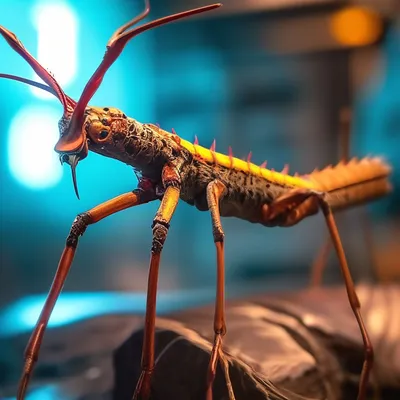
[{"x1": 0, "y1": 2, "x2": 392, "y2": 400}]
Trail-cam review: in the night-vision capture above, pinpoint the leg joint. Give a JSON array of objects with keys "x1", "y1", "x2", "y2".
[
  {"x1": 151, "y1": 219, "x2": 170, "y2": 230},
  {"x1": 213, "y1": 227, "x2": 224, "y2": 243},
  {"x1": 151, "y1": 219, "x2": 170, "y2": 254},
  {"x1": 312, "y1": 191, "x2": 330, "y2": 215},
  {"x1": 162, "y1": 164, "x2": 181, "y2": 189},
  {"x1": 66, "y1": 212, "x2": 92, "y2": 248},
  {"x1": 214, "y1": 325, "x2": 227, "y2": 336}
]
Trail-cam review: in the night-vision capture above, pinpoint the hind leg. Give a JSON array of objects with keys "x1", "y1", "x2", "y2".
[
  {"x1": 262, "y1": 189, "x2": 373, "y2": 400},
  {"x1": 310, "y1": 107, "x2": 379, "y2": 286},
  {"x1": 310, "y1": 108, "x2": 351, "y2": 286}
]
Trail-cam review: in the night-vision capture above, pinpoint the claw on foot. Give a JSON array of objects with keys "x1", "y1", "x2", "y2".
[
  {"x1": 206, "y1": 335, "x2": 235, "y2": 400},
  {"x1": 219, "y1": 349, "x2": 235, "y2": 400}
]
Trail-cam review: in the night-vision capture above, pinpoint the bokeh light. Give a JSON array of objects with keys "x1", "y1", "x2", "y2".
[
  {"x1": 30, "y1": 1, "x2": 78, "y2": 99},
  {"x1": 7, "y1": 105, "x2": 63, "y2": 189},
  {"x1": 330, "y1": 6, "x2": 383, "y2": 47}
]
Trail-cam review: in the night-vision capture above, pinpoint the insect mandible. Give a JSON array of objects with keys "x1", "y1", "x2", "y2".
[{"x1": 0, "y1": 1, "x2": 392, "y2": 400}]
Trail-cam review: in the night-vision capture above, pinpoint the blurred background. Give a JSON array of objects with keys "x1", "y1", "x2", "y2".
[{"x1": 0, "y1": 0, "x2": 399, "y2": 374}]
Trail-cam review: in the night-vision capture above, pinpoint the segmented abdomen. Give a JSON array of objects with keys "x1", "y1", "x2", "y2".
[{"x1": 309, "y1": 157, "x2": 392, "y2": 210}]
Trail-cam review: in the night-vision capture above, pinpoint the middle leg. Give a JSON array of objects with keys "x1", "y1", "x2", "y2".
[{"x1": 205, "y1": 179, "x2": 235, "y2": 400}]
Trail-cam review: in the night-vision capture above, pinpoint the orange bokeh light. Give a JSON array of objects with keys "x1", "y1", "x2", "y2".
[{"x1": 330, "y1": 6, "x2": 383, "y2": 46}]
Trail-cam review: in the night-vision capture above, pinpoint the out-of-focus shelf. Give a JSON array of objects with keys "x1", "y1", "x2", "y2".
[
  {"x1": 165, "y1": 0, "x2": 339, "y2": 18},
  {"x1": 163, "y1": 0, "x2": 398, "y2": 18}
]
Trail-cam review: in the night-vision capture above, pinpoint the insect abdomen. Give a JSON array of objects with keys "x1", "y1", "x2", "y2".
[
  {"x1": 159, "y1": 125, "x2": 391, "y2": 213},
  {"x1": 219, "y1": 168, "x2": 288, "y2": 222},
  {"x1": 309, "y1": 157, "x2": 392, "y2": 210}
]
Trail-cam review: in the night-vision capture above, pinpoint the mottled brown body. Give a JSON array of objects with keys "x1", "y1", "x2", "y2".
[
  {"x1": 84, "y1": 106, "x2": 391, "y2": 227},
  {"x1": 84, "y1": 107, "x2": 288, "y2": 220}
]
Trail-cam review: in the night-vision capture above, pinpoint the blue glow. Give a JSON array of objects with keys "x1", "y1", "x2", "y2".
[
  {"x1": 8, "y1": 105, "x2": 63, "y2": 189},
  {"x1": 0, "y1": 290, "x2": 216, "y2": 337},
  {"x1": 0, "y1": 284, "x2": 273, "y2": 338},
  {"x1": 30, "y1": 1, "x2": 78, "y2": 99},
  {"x1": 4, "y1": 385, "x2": 61, "y2": 400},
  {"x1": 26, "y1": 386, "x2": 60, "y2": 400}
]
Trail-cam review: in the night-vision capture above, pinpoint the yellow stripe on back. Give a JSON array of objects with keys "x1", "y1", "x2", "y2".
[
  {"x1": 148, "y1": 125, "x2": 316, "y2": 189},
  {"x1": 179, "y1": 139, "x2": 315, "y2": 190}
]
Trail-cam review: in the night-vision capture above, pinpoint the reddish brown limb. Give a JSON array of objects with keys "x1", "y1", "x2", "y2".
[
  {"x1": 261, "y1": 189, "x2": 373, "y2": 400},
  {"x1": 338, "y1": 107, "x2": 351, "y2": 162},
  {"x1": 310, "y1": 107, "x2": 379, "y2": 286},
  {"x1": 133, "y1": 168, "x2": 181, "y2": 400},
  {"x1": 309, "y1": 107, "x2": 351, "y2": 286},
  {"x1": 309, "y1": 239, "x2": 332, "y2": 287},
  {"x1": 361, "y1": 208, "x2": 378, "y2": 281},
  {"x1": 204, "y1": 180, "x2": 235, "y2": 400},
  {"x1": 320, "y1": 201, "x2": 373, "y2": 400},
  {"x1": 261, "y1": 189, "x2": 319, "y2": 227},
  {"x1": 17, "y1": 188, "x2": 157, "y2": 400}
]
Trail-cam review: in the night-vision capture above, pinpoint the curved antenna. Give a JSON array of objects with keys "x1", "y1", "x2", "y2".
[
  {"x1": 0, "y1": 73, "x2": 57, "y2": 96},
  {"x1": 0, "y1": 73, "x2": 77, "y2": 113},
  {"x1": 109, "y1": 0, "x2": 150, "y2": 43},
  {"x1": 0, "y1": 26, "x2": 73, "y2": 116},
  {"x1": 55, "y1": 2, "x2": 222, "y2": 155}
]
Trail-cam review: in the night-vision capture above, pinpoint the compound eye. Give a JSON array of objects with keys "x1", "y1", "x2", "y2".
[
  {"x1": 99, "y1": 130, "x2": 109, "y2": 140},
  {"x1": 87, "y1": 120, "x2": 110, "y2": 142}
]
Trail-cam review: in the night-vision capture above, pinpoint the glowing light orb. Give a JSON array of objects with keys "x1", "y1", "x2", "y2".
[
  {"x1": 30, "y1": 1, "x2": 78, "y2": 99},
  {"x1": 330, "y1": 6, "x2": 383, "y2": 47},
  {"x1": 8, "y1": 106, "x2": 63, "y2": 189}
]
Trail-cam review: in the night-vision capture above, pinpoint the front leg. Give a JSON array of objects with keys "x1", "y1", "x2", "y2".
[
  {"x1": 17, "y1": 186, "x2": 157, "y2": 400},
  {"x1": 261, "y1": 189, "x2": 373, "y2": 400},
  {"x1": 133, "y1": 165, "x2": 181, "y2": 400}
]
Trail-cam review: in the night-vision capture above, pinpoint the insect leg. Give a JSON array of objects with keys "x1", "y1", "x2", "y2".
[
  {"x1": 310, "y1": 108, "x2": 378, "y2": 286},
  {"x1": 317, "y1": 197, "x2": 373, "y2": 400},
  {"x1": 204, "y1": 180, "x2": 235, "y2": 400},
  {"x1": 262, "y1": 190, "x2": 373, "y2": 400},
  {"x1": 309, "y1": 239, "x2": 331, "y2": 286},
  {"x1": 17, "y1": 188, "x2": 157, "y2": 400},
  {"x1": 310, "y1": 108, "x2": 350, "y2": 286},
  {"x1": 133, "y1": 169, "x2": 180, "y2": 400}
]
